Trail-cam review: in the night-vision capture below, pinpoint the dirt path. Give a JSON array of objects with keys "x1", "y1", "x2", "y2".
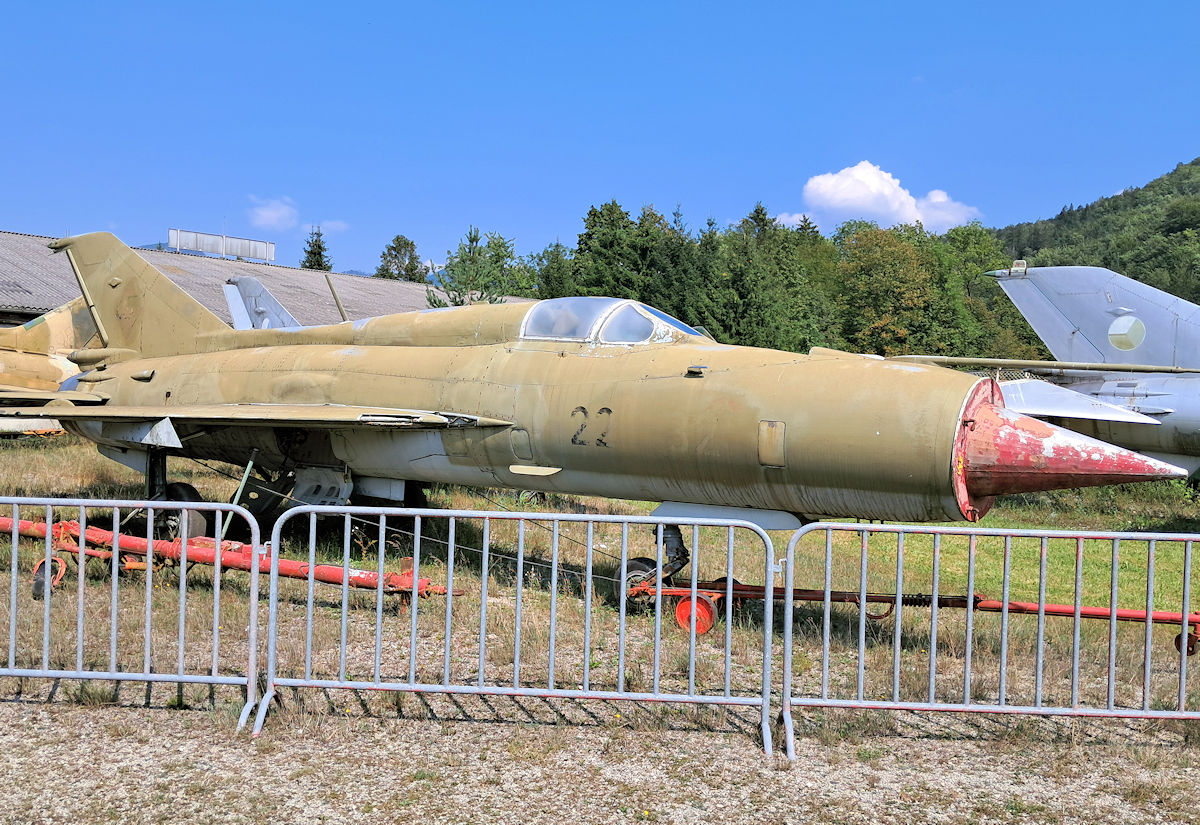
[{"x1": 2, "y1": 692, "x2": 1198, "y2": 825}]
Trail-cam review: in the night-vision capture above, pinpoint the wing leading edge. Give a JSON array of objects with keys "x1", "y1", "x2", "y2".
[{"x1": 0, "y1": 403, "x2": 512, "y2": 430}]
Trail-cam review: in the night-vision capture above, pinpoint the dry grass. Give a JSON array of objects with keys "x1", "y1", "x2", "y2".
[{"x1": 3, "y1": 436, "x2": 1200, "y2": 821}]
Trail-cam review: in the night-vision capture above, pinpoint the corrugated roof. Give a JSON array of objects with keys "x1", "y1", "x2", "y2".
[{"x1": 0, "y1": 230, "x2": 452, "y2": 325}]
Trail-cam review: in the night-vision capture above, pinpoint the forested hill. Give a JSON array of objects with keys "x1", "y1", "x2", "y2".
[{"x1": 994, "y1": 157, "x2": 1200, "y2": 301}]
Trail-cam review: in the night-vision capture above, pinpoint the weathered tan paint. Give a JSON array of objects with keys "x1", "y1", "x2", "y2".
[
  {"x1": 0, "y1": 297, "x2": 97, "y2": 396},
  {"x1": 6, "y1": 233, "x2": 1184, "y2": 524}
]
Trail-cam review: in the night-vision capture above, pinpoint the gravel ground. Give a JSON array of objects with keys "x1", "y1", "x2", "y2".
[{"x1": 2, "y1": 687, "x2": 1198, "y2": 824}]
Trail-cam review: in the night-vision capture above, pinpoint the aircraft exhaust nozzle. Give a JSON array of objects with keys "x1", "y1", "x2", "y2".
[{"x1": 961, "y1": 402, "x2": 1187, "y2": 503}]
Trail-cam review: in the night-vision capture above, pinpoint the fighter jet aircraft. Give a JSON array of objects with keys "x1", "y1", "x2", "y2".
[
  {"x1": 901, "y1": 262, "x2": 1200, "y2": 479},
  {"x1": 1, "y1": 234, "x2": 1184, "y2": 533}
]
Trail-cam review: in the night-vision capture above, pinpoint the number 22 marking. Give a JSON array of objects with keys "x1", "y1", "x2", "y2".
[{"x1": 570, "y1": 406, "x2": 612, "y2": 447}]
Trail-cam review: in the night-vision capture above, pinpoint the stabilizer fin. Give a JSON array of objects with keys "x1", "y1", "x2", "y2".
[
  {"x1": 992, "y1": 265, "x2": 1200, "y2": 368},
  {"x1": 50, "y1": 232, "x2": 229, "y2": 357}
]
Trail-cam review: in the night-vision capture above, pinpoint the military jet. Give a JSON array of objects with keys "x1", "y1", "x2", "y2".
[
  {"x1": 901, "y1": 262, "x2": 1200, "y2": 479},
  {"x1": 1, "y1": 234, "x2": 1185, "y2": 537}
]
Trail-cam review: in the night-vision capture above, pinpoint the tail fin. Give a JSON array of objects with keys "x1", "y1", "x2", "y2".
[
  {"x1": 50, "y1": 232, "x2": 229, "y2": 357},
  {"x1": 223, "y1": 276, "x2": 302, "y2": 330},
  {"x1": 0, "y1": 296, "x2": 97, "y2": 355},
  {"x1": 0, "y1": 297, "x2": 97, "y2": 391},
  {"x1": 992, "y1": 264, "x2": 1200, "y2": 368}
]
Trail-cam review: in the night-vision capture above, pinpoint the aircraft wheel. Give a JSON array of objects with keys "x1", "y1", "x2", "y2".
[
  {"x1": 674, "y1": 593, "x2": 717, "y2": 635},
  {"x1": 159, "y1": 482, "x2": 210, "y2": 540},
  {"x1": 623, "y1": 557, "x2": 665, "y2": 608}
]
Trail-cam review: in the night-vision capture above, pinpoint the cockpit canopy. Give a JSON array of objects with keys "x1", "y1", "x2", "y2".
[{"x1": 521, "y1": 297, "x2": 701, "y2": 344}]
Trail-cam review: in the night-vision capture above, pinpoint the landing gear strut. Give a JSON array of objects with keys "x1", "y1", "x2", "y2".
[{"x1": 622, "y1": 524, "x2": 690, "y2": 606}]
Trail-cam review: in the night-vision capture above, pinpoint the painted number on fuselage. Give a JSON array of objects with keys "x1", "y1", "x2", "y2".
[{"x1": 570, "y1": 406, "x2": 612, "y2": 447}]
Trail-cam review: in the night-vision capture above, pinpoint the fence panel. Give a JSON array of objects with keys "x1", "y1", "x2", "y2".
[
  {"x1": 779, "y1": 523, "x2": 1200, "y2": 759},
  {"x1": 0, "y1": 496, "x2": 262, "y2": 725},
  {"x1": 253, "y1": 506, "x2": 778, "y2": 753}
]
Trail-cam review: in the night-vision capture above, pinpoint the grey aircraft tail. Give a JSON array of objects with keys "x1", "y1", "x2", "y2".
[
  {"x1": 991, "y1": 263, "x2": 1200, "y2": 368},
  {"x1": 223, "y1": 276, "x2": 302, "y2": 330}
]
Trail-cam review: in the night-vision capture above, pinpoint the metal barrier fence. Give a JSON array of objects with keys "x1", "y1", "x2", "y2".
[
  {"x1": 13, "y1": 496, "x2": 1200, "y2": 760},
  {"x1": 779, "y1": 523, "x2": 1200, "y2": 759},
  {"x1": 0, "y1": 496, "x2": 262, "y2": 727},
  {"x1": 252, "y1": 506, "x2": 779, "y2": 753}
]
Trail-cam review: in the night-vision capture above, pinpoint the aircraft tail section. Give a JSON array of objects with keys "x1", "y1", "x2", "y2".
[
  {"x1": 992, "y1": 264, "x2": 1200, "y2": 368},
  {"x1": 50, "y1": 232, "x2": 229, "y2": 357},
  {"x1": 0, "y1": 296, "x2": 97, "y2": 356}
]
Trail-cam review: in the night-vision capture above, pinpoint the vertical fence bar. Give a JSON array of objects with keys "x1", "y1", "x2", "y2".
[
  {"x1": 408, "y1": 516, "x2": 422, "y2": 686},
  {"x1": 1180, "y1": 540, "x2": 1192, "y2": 710},
  {"x1": 211, "y1": 511, "x2": 223, "y2": 680},
  {"x1": 477, "y1": 518, "x2": 490, "y2": 688},
  {"x1": 759, "y1": 525, "x2": 774, "y2": 758},
  {"x1": 177, "y1": 508, "x2": 189, "y2": 683},
  {"x1": 1108, "y1": 538, "x2": 1119, "y2": 710},
  {"x1": 548, "y1": 520, "x2": 561, "y2": 690},
  {"x1": 687, "y1": 526, "x2": 700, "y2": 696},
  {"x1": 513, "y1": 520, "x2": 525, "y2": 688},
  {"x1": 373, "y1": 515, "x2": 385, "y2": 685},
  {"x1": 781, "y1": 530, "x2": 797, "y2": 760},
  {"x1": 338, "y1": 514, "x2": 351, "y2": 681},
  {"x1": 928, "y1": 533, "x2": 941, "y2": 703},
  {"x1": 142, "y1": 507, "x2": 154, "y2": 677},
  {"x1": 821, "y1": 530, "x2": 832, "y2": 701},
  {"x1": 999, "y1": 536, "x2": 1012, "y2": 705},
  {"x1": 1071, "y1": 537, "x2": 1083, "y2": 708},
  {"x1": 582, "y1": 521, "x2": 594, "y2": 692},
  {"x1": 42, "y1": 505, "x2": 52, "y2": 671},
  {"x1": 963, "y1": 535, "x2": 976, "y2": 705},
  {"x1": 652, "y1": 525, "x2": 664, "y2": 695},
  {"x1": 891, "y1": 533, "x2": 905, "y2": 703},
  {"x1": 617, "y1": 523, "x2": 628, "y2": 693},
  {"x1": 110, "y1": 508, "x2": 120, "y2": 674},
  {"x1": 304, "y1": 514, "x2": 317, "y2": 680},
  {"x1": 1035, "y1": 537, "x2": 1048, "y2": 708},
  {"x1": 442, "y1": 518, "x2": 456, "y2": 687},
  {"x1": 723, "y1": 527, "x2": 734, "y2": 698},
  {"x1": 857, "y1": 530, "x2": 868, "y2": 701},
  {"x1": 7, "y1": 504, "x2": 17, "y2": 669},
  {"x1": 1143, "y1": 540, "x2": 1157, "y2": 712},
  {"x1": 76, "y1": 508, "x2": 86, "y2": 673}
]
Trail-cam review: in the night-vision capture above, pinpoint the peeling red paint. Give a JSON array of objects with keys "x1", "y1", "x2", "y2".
[{"x1": 963, "y1": 402, "x2": 1182, "y2": 498}]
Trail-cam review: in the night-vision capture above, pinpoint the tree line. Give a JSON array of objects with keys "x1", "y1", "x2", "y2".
[
  {"x1": 346, "y1": 202, "x2": 1046, "y2": 359},
  {"x1": 301, "y1": 157, "x2": 1200, "y2": 358}
]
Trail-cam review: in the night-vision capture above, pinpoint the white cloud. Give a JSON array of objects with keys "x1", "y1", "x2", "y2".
[
  {"x1": 776, "y1": 212, "x2": 816, "y2": 227},
  {"x1": 320, "y1": 219, "x2": 350, "y2": 233},
  {"x1": 792, "y1": 161, "x2": 980, "y2": 233},
  {"x1": 247, "y1": 196, "x2": 299, "y2": 232}
]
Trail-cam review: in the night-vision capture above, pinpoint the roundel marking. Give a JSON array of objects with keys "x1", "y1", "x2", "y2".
[{"x1": 1107, "y1": 315, "x2": 1146, "y2": 351}]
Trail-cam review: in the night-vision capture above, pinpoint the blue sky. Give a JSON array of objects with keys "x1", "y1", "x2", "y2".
[{"x1": 2, "y1": 2, "x2": 1197, "y2": 273}]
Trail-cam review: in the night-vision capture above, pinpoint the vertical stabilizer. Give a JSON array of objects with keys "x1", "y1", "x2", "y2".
[
  {"x1": 993, "y1": 265, "x2": 1200, "y2": 368},
  {"x1": 49, "y1": 232, "x2": 229, "y2": 357},
  {"x1": 0, "y1": 296, "x2": 96, "y2": 355}
]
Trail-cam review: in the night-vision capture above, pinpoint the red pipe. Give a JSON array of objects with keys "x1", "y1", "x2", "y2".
[{"x1": 0, "y1": 516, "x2": 433, "y2": 596}]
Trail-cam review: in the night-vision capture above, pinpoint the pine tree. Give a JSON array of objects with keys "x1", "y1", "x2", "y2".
[
  {"x1": 374, "y1": 234, "x2": 426, "y2": 281},
  {"x1": 426, "y1": 227, "x2": 512, "y2": 307},
  {"x1": 300, "y1": 226, "x2": 332, "y2": 271}
]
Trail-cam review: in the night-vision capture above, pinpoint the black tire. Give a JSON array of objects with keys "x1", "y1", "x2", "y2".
[
  {"x1": 623, "y1": 557, "x2": 665, "y2": 608},
  {"x1": 159, "y1": 482, "x2": 210, "y2": 540}
]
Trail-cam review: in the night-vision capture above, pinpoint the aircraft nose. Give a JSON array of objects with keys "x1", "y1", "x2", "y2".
[{"x1": 962, "y1": 402, "x2": 1187, "y2": 498}]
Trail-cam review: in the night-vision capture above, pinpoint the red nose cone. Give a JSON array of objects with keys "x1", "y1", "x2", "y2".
[{"x1": 963, "y1": 402, "x2": 1186, "y2": 498}]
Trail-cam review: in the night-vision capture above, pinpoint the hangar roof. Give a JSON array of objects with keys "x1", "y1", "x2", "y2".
[{"x1": 0, "y1": 230, "x2": 442, "y2": 326}]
